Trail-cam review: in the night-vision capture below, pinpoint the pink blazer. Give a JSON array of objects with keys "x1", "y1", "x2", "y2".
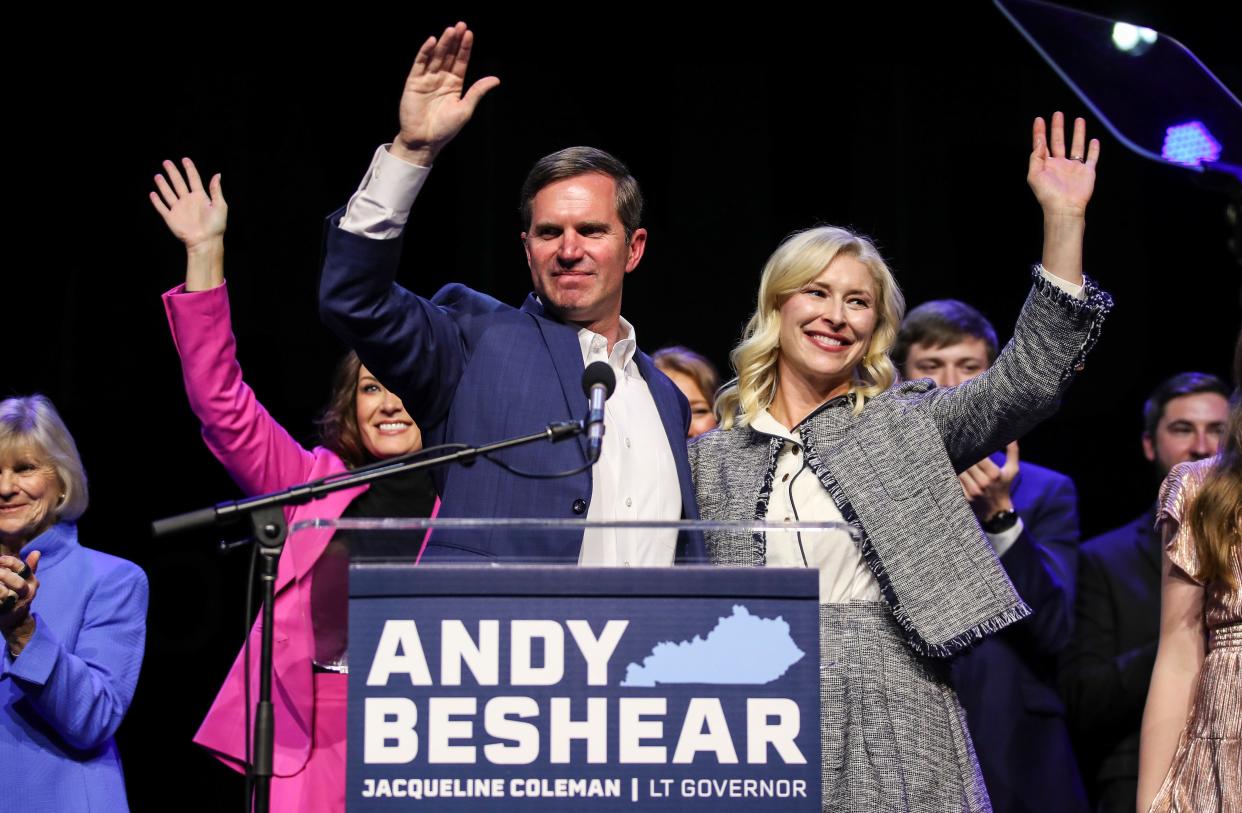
[{"x1": 164, "y1": 282, "x2": 434, "y2": 777}]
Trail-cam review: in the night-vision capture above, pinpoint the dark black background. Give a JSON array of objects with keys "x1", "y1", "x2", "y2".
[{"x1": 8, "y1": 3, "x2": 1239, "y2": 809}]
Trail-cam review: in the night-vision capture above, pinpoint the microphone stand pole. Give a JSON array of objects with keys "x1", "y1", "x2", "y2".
[{"x1": 151, "y1": 419, "x2": 583, "y2": 813}]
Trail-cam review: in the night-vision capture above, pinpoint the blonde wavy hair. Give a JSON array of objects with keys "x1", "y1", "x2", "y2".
[{"x1": 716, "y1": 226, "x2": 906, "y2": 429}]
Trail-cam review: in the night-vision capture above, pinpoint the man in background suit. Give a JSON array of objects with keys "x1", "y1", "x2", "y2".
[
  {"x1": 319, "y1": 22, "x2": 703, "y2": 563},
  {"x1": 896, "y1": 299, "x2": 1087, "y2": 813},
  {"x1": 1061, "y1": 371, "x2": 1230, "y2": 813}
]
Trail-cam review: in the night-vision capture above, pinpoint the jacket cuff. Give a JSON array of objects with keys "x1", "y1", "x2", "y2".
[
  {"x1": 1030, "y1": 265, "x2": 1114, "y2": 380},
  {"x1": 1, "y1": 613, "x2": 58, "y2": 686}
]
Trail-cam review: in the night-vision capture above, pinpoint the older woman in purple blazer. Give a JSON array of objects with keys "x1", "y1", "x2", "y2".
[{"x1": 0, "y1": 395, "x2": 148, "y2": 812}]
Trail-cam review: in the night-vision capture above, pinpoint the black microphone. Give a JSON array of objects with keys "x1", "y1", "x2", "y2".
[{"x1": 581, "y1": 361, "x2": 617, "y2": 464}]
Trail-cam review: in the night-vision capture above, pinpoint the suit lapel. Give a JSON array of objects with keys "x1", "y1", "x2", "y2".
[
  {"x1": 516, "y1": 295, "x2": 694, "y2": 516},
  {"x1": 521, "y1": 294, "x2": 589, "y2": 460}
]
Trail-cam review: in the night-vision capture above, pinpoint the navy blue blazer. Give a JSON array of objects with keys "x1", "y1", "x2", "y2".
[
  {"x1": 1059, "y1": 509, "x2": 1161, "y2": 813},
  {"x1": 319, "y1": 214, "x2": 704, "y2": 563},
  {"x1": 951, "y1": 459, "x2": 1088, "y2": 813}
]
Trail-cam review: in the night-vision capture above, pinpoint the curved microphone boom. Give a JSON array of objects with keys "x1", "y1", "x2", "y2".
[{"x1": 581, "y1": 361, "x2": 617, "y2": 464}]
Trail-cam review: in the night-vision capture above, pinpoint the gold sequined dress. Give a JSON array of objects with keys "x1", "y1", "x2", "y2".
[{"x1": 1148, "y1": 458, "x2": 1242, "y2": 813}]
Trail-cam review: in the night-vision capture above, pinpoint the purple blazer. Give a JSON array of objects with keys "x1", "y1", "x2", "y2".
[{"x1": 1, "y1": 523, "x2": 147, "y2": 812}]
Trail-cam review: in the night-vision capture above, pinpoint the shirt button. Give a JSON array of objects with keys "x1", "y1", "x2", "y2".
[
  {"x1": 572, "y1": 498, "x2": 588, "y2": 514},
  {"x1": 785, "y1": 516, "x2": 791, "y2": 522},
  {"x1": 625, "y1": 497, "x2": 633, "y2": 508},
  {"x1": 782, "y1": 473, "x2": 790, "y2": 482},
  {"x1": 792, "y1": 447, "x2": 800, "y2": 456}
]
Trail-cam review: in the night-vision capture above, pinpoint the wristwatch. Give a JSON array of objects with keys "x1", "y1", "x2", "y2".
[{"x1": 982, "y1": 509, "x2": 1019, "y2": 534}]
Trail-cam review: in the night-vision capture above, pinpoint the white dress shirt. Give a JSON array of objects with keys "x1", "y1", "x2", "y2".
[
  {"x1": 341, "y1": 146, "x2": 430, "y2": 239},
  {"x1": 339, "y1": 146, "x2": 683, "y2": 566},
  {"x1": 575, "y1": 323, "x2": 682, "y2": 566}
]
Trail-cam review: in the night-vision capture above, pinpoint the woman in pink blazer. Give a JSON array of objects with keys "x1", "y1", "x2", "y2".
[{"x1": 151, "y1": 158, "x2": 436, "y2": 811}]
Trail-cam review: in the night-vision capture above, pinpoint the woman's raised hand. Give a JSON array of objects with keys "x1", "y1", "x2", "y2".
[
  {"x1": 1028, "y1": 112, "x2": 1100, "y2": 219},
  {"x1": 150, "y1": 157, "x2": 227, "y2": 250}
]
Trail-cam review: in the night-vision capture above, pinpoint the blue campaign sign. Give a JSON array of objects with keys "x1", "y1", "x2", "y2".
[{"x1": 347, "y1": 565, "x2": 820, "y2": 811}]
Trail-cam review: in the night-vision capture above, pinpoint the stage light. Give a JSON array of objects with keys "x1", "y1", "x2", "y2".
[
  {"x1": 1161, "y1": 121, "x2": 1223, "y2": 167},
  {"x1": 1112, "y1": 22, "x2": 1157, "y2": 55}
]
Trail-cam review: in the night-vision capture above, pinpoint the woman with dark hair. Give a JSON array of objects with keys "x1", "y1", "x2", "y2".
[
  {"x1": 151, "y1": 158, "x2": 436, "y2": 811},
  {"x1": 654, "y1": 346, "x2": 721, "y2": 438},
  {"x1": 690, "y1": 113, "x2": 1111, "y2": 811},
  {"x1": 1137, "y1": 333, "x2": 1241, "y2": 813},
  {"x1": 0, "y1": 394, "x2": 148, "y2": 812}
]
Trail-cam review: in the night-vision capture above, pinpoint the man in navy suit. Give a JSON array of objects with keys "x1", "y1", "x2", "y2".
[
  {"x1": 319, "y1": 22, "x2": 703, "y2": 564},
  {"x1": 896, "y1": 299, "x2": 1087, "y2": 813},
  {"x1": 1061, "y1": 372, "x2": 1230, "y2": 813}
]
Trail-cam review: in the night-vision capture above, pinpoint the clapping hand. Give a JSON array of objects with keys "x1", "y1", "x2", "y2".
[
  {"x1": 0, "y1": 551, "x2": 40, "y2": 656},
  {"x1": 960, "y1": 442, "x2": 1020, "y2": 522}
]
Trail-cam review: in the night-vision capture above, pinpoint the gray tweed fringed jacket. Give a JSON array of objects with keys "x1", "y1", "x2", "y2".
[{"x1": 688, "y1": 270, "x2": 1113, "y2": 658}]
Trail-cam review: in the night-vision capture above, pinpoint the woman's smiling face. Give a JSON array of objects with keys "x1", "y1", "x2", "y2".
[
  {"x1": 776, "y1": 254, "x2": 878, "y2": 401},
  {"x1": 0, "y1": 445, "x2": 61, "y2": 549},
  {"x1": 355, "y1": 367, "x2": 422, "y2": 460}
]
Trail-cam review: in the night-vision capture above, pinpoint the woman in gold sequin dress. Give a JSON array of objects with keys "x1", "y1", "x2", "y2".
[{"x1": 1138, "y1": 333, "x2": 1242, "y2": 813}]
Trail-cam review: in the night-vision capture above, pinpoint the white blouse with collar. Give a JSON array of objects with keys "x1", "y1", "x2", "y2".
[{"x1": 751, "y1": 409, "x2": 883, "y2": 604}]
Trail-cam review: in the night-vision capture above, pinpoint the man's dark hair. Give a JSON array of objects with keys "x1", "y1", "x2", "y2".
[
  {"x1": 519, "y1": 146, "x2": 643, "y2": 243},
  {"x1": 892, "y1": 299, "x2": 1000, "y2": 368},
  {"x1": 1142, "y1": 371, "x2": 1231, "y2": 437}
]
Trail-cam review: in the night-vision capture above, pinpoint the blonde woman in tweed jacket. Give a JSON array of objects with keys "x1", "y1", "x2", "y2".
[{"x1": 688, "y1": 113, "x2": 1112, "y2": 813}]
